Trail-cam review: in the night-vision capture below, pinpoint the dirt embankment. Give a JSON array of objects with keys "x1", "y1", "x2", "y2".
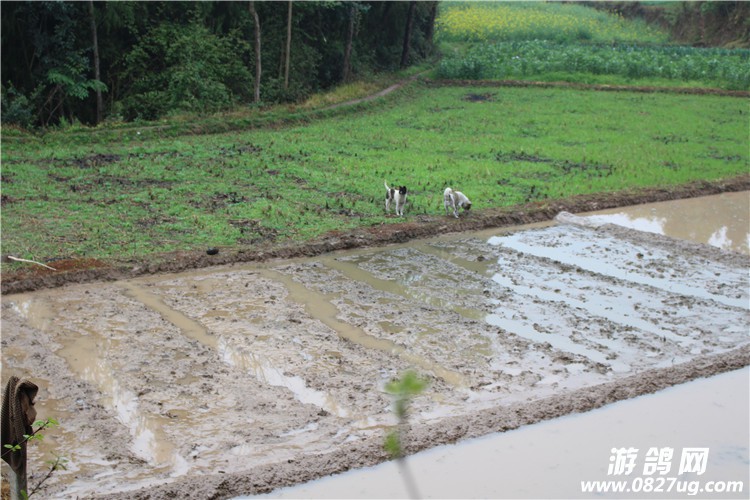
[
  {"x1": 425, "y1": 78, "x2": 750, "y2": 97},
  {"x1": 591, "y1": 1, "x2": 750, "y2": 48},
  {"x1": 2, "y1": 176, "x2": 749, "y2": 296}
]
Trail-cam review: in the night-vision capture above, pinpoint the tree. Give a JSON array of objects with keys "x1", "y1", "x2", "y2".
[
  {"x1": 88, "y1": 0, "x2": 103, "y2": 124},
  {"x1": 342, "y1": 2, "x2": 357, "y2": 82},
  {"x1": 400, "y1": 1, "x2": 416, "y2": 68},
  {"x1": 1, "y1": 1, "x2": 439, "y2": 126},
  {"x1": 1, "y1": 1, "x2": 108, "y2": 127},
  {"x1": 339, "y1": 2, "x2": 370, "y2": 83},
  {"x1": 284, "y1": 1, "x2": 292, "y2": 89},
  {"x1": 120, "y1": 22, "x2": 251, "y2": 120},
  {"x1": 424, "y1": 1, "x2": 438, "y2": 54},
  {"x1": 249, "y1": 1, "x2": 261, "y2": 103}
]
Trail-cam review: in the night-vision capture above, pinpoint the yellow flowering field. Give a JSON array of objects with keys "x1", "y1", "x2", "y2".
[{"x1": 436, "y1": 2, "x2": 667, "y2": 44}]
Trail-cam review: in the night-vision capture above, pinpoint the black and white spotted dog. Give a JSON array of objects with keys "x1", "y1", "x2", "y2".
[
  {"x1": 385, "y1": 182, "x2": 408, "y2": 216},
  {"x1": 443, "y1": 187, "x2": 472, "y2": 218}
]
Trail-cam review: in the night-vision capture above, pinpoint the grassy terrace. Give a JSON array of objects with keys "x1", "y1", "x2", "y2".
[{"x1": 2, "y1": 83, "x2": 747, "y2": 265}]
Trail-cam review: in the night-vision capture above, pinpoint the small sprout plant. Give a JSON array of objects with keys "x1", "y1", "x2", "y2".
[
  {"x1": 2, "y1": 417, "x2": 58, "y2": 454},
  {"x1": 384, "y1": 371, "x2": 428, "y2": 499}
]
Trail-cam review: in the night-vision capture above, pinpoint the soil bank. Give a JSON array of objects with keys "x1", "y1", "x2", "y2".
[{"x1": 3, "y1": 176, "x2": 749, "y2": 296}]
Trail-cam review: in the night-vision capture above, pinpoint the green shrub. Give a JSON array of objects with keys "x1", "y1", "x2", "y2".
[
  {"x1": 121, "y1": 23, "x2": 252, "y2": 120},
  {"x1": 1, "y1": 84, "x2": 35, "y2": 129}
]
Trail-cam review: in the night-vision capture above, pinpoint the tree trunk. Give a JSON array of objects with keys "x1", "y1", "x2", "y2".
[
  {"x1": 381, "y1": 2, "x2": 392, "y2": 25},
  {"x1": 342, "y1": 3, "x2": 356, "y2": 82},
  {"x1": 284, "y1": 1, "x2": 292, "y2": 90},
  {"x1": 400, "y1": 1, "x2": 416, "y2": 68},
  {"x1": 249, "y1": 1, "x2": 261, "y2": 103},
  {"x1": 88, "y1": 0, "x2": 103, "y2": 124},
  {"x1": 425, "y1": 1, "x2": 438, "y2": 54}
]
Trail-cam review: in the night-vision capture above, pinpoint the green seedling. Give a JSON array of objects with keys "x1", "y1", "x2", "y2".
[
  {"x1": 384, "y1": 371, "x2": 428, "y2": 499},
  {"x1": 2, "y1": 417, "x2": 66, "y2": 499}
]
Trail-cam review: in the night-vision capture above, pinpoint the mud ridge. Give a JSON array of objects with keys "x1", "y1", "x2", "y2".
[
  {"x1": 425, "y1": 78, "x2": 750, "y2": 97},
  {"x1": 3, "y1": 176, "x2": 748, "y2": 296},
  {"x1": 98, "y1": 346, "x2": 750, "y2": 500}
]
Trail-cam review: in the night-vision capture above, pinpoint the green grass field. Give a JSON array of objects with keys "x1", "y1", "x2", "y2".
[{"x1": 2, "y1": 84, "x2": 747, "y2": 265}]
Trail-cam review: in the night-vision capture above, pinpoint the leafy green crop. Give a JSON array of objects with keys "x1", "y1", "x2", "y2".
[{"x1": 437, "y1": 41, "x2": 750, "y2": 90}]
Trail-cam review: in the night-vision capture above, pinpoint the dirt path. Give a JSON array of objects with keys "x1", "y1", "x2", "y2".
[{"x1": 322, "y1": 72, "x2": 427, "y2": 111}]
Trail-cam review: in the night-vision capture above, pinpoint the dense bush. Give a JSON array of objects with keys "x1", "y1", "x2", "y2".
[
  {"x1": 120, "y1": 23, "x2": 252, "y2": 120},
  {"x1": 1, "y1": 85, "x2": 35, "y2": 129}
]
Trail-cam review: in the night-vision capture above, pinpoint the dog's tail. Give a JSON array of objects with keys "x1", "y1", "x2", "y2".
[{"x1": 384, "y1": 181, "x2": 390, "y2": 191}]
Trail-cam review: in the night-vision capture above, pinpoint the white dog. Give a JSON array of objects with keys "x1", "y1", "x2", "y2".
[
  {"x1": 444, "y1": 187, "x2": 472, "y2": 218},
  {"x1": 385, "y1": 182, "x2": 408, "y2": 216}
]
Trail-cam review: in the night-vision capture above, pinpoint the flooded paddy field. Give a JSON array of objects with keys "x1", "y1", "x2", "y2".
[
  {"x1": 1, "y1": 193, "x2": 748, "y2": 499},
  {"x1": 248, "y1": 366, "x2": 749, "y2": 499}
]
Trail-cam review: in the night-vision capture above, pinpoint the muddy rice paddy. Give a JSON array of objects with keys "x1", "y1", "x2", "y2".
[{"x1": 1, "y1": 192, "x2": 749, "y2": 499}]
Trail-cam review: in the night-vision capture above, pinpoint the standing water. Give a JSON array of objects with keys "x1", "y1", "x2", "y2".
[{"x1": 579, "y1": 191, "x2": 749, "y2": 255}]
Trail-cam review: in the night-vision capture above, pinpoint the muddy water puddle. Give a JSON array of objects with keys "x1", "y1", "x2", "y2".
[
  {"x1": 580, "y1": 190, "x2": 749, "y2": 255},
  {"x1": 1, "y1": 193, "x2": 748, "y2": 498}
]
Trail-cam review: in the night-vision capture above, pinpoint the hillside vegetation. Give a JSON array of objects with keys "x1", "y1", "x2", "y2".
[
  {"x1": 1, "y1": 1, "x2": 439, "y2": 128},
  {"x1": 598, "y1": 1, "x2": 750, "y2": 48}
]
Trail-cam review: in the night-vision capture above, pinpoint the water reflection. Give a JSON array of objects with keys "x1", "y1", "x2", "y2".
[
  {"x1": 582, "y1": 191, "x2": 749, "y2": 254},
  {"x1": 707, "y1": 225, "x2": 730, "y2": 251},
  {"x1": 585, "y1": 212, "x2": 667, "y2": 233}
]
